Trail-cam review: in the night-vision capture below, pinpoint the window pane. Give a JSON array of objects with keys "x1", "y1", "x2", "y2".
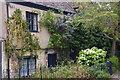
[
  {"x1": 20, "y1": 59, "x2": 28, "y2": 77},
  {"x1": 28, "y1": 59, "x2": 35, "y2": 75},
  {"x1": 26, "y1": 12, "x2": 30, "y2": 19},
  {"x1": 33, "y1": 15, "x2": 37, "y2": 31},
  {"x1": 26, "y1": 12, "x2": 38, "y2": 32}
]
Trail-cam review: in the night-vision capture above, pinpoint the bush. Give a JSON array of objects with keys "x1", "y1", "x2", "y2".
[
  {"x1": 33, "y1": 63, "x2": 111, "y2": 79},
  {"x1": 109, "y1": 56, "x2": 120, "y2": 72},
  {"x1": 95, "y1": 70, "x2": 110, "y2": 78},
  {"x1": 86, "y1": 63, "x2": 110, "y2": 79},
  {"x1": 77, "y1": 47, "x2": 107, "y2": 66},
  {"x1": 33, "y1": 64, "x2": 94, "y2": 78},
  {"x1": 77, "y1": 47, "x2": 110, "y2": 78}
]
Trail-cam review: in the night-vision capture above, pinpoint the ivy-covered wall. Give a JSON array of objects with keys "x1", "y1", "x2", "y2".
[
  {"x1": 8, "y1": 3, "x2": 51, "y2": 49},
  {"x1": 2, "y1": 3, "x2": 59, "y2": 76}
]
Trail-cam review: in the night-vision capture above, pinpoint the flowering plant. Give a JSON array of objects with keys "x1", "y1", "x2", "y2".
[{"x1": 77, "y1": 47, "x2": 107, "y2": 66}]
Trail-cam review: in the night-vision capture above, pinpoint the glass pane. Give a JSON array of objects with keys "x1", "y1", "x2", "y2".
[
  {"x1": 33, "y1": 15, "x2": 37, "y2": 31},
  {"x1": 28, "y1": 59, "x2": 35, "y2": 75},
  {"x1": 26, "y1": 12, "x2": 30, "y2": 19},
  {"x1": 20, "y1": 59, "x2": 28, "y2": 77}
]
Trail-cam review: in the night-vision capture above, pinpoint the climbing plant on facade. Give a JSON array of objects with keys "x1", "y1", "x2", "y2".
[
  {"x1": 39, "y1": 10, "x2": 74, "y2": 61},
  {"x1": 5, "y1": 9, "x2": 40, "y2": 58},
  {"x1": 40, "y1": 10, "x2": 112, "y2": 62}
]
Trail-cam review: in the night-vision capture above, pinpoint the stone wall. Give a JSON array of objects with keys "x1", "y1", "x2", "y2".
[{"x1": 2, "y1": 3, "x2": 58, "y2": 78}]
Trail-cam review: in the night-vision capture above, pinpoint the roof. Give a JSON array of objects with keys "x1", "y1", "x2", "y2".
[
  {"x1": 34, "y1": 2, "x2": 75, "y2": 13},
  {"x1": 7, "y1": 0, "x2": 75, "y2": 14}
]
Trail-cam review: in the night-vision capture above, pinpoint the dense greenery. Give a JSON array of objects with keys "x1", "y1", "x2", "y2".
[
  {"x1": 109, "y1": 56, "x2": 120, "y2": 72},
  {"x1": 69, "y1": 19, "x2": 112, "y2": 59},
  {"x1": 34, "y1": 64, "x2": 94, "y2": 78},
  {"x1": 5, "y1": 3, "x2": 119, "y2": 78},
  {"x1": 87, "y1": 63, "x2": 111, "y2": 78},
  {"x1": 77, "y1": 47, "x2": 107, "y2": 66},
  {"x1": 77, "y1": 47, "x2": 110, "y2": 78},
  {"x1": 73, "y1": 2, "x2": 120, "y2": 56},
  {"x1": 40, "y1": 10, "x2": 74, "y2": 61},
  {"x1": 33, "y1": 62, "x2": 110, "y2": 79},
  {"x1": 40, "y1": 10, "x2": 112, "y2": 61}
]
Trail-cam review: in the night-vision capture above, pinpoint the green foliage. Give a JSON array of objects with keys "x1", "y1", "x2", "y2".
[
  {"x1": 95, "y1": 70, "x2": 110, "y2": 78},
  {"x1": 43, "y1": 10, "x2": 55, "y2": 27},
  {"x1": 40, "y1": 10, "x2": 112, "y2": 62},
  {"x1": 40, "y1": 10, "x2": 73, "y2": 61},
  {"x1": 109, "y1": 56, "x2": 120, "y2": 72},
  {"x1": 77, "y1": 47, "x2": 107, "y2": 66},
  {"x1": 33, "y1": 64, "x2": 94, "y2": 78},
  {"x1": 73, "y1": 2, "x2": 120, "y2": 56},
  {"x1": 5, "y1": 9, "x2": 40, "y2": 58},
  {"x1": 69, "y1": 22, "x2": 112, "y2": 57},
  {"x1": 73, "y1": 2, "x2": 119, "y2": 35},
  {"x1": 86, "y1": 62, "x2": 110, "y2": 79},
  {"x1": 39, "y1": 10, "x2": 56, "y2": 34},
  {"x1": 33, "y1": 62, "x2": 111, "y2": 79}
]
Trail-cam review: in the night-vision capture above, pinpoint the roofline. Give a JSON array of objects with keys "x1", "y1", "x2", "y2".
[{"x1": 9, "y1": 2, "x2": 74, "y2": 15}]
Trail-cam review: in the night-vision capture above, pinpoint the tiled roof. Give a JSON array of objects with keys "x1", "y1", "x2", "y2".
[
  {"x1": 33, "y1": 2, "x2": 75, "y2": 13},
  {"x1": 7, "y1": 0, "x2": 75, "y2": 13}
]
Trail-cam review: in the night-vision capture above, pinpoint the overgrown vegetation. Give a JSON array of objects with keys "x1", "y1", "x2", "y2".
[
  {"x1": 109, "y1": 56, "x2": 120, "y2": 72},
  {"x1": 34, "y1": 64, "x2": 93, "y2": 78},
  {"x1": 77, "y1": 47, "x2": 107, "y2": 66},
  {"x1": 6, "y1": 9, "x2": 40, "y2": 59},
  {"x1": 77, "y1": 47, "x2": 110, "y2": 78},
  {"x1": 40, "y1": 10, "x2": 112, "y2": 62},
  {"x1": 73, "y1": 2, "x2": 120, "y2": 56},
  {"x1": 69, "y1": 20, "x2": 112, "y2": 60},
  {"x1": 5, "y1": 2, "x2": 120, "y2": 79},
  {"x1": 39, "y1": 10, "x2": 74, "y2": 61},
  {"x1": 33, "y1": 62, "x2": 110, "y2": 79}
]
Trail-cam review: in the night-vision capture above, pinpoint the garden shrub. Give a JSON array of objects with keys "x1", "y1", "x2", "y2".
[
  {"x1": 77, "y1": 47, "x2": 111, "y2": 78},
  {"x1": 70, "y1": 22, "x2": 112, "y2": 61},
  {"x1": 33, "y1": 64, "x2": 94, "y2": 78},
  {"x1": 86, "y1": 63, "x2": 110, "y2": 79},
  {"x1": 33, "y1": 63, "x2": 111, "y2": 79},
  {"x1": 95, "y1": 70, "x2": 111, "y2": 78},
  {"x1": 109, "y1": 56, "x2": 120, "y2": 73},
  {"x1": 77, "y1": 47, "x2": 107, "y2": 66}
]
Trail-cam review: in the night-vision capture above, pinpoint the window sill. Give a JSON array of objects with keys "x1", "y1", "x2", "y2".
[{"x1": 30, "y1": 31, "x2": 39, "y2": 33}]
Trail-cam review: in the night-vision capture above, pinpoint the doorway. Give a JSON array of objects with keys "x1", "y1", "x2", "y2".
[{"x1": 48, "y1": 54, "x2": 57, "y2": 67}]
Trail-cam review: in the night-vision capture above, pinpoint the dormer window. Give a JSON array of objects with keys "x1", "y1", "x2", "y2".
[{"x1": 26, "y1": 11, "x2": 38, "y2": 32}]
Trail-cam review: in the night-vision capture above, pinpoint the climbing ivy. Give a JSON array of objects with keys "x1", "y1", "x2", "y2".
[
  {"x1": 5, "y1": 9, "x2": 40, "y2": 58},
  {"x1": 40, "y1": 10, "x2": 112, "y2": 62},
  {"x1": 39, "y1": 10, "x2": 73, "y2": 61}
]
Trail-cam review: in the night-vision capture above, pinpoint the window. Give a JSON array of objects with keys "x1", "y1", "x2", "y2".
[
  {"x1": 48, "y1": 54, "x2": 57, "y2": 67},
  {"x1": 20, "y1": 56, "x2": 36, "y2": 77},
  {"x1": 26, "y1": 11, "x2": 38, "y2": 32}
]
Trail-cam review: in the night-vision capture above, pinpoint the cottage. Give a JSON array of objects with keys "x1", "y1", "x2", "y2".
[{"x1": 0, "y1": 0, "x2": 75, "y2": 78}]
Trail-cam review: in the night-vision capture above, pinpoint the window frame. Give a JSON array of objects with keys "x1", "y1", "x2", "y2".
[
  {"x1": 20, "y1": 56, "x2": 36, "y2": 77},
  {"x1": 26, "y1": 11, "x2": 38, "y2": 32}
]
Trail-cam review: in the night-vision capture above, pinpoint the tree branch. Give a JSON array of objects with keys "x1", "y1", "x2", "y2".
[{"x1": 104, "y1": 33, "x2": 113, "y2": 40}]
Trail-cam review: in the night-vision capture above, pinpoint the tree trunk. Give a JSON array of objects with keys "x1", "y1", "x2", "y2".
[{"x1": 111, "y1": 39, "x2": 116, "y2": 56}]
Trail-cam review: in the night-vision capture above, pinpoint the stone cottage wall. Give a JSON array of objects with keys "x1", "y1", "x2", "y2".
[{"x1": 1, "y1": 3, "x2": 58, "y2": 78}]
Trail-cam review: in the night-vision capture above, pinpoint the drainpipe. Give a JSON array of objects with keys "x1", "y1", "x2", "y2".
[
  {"x1": 6, "y1": 2, "x2": 10, "y2": 80},
  {"x1": 7, "y1": 58, "x2": 10, "y2": 80}
]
